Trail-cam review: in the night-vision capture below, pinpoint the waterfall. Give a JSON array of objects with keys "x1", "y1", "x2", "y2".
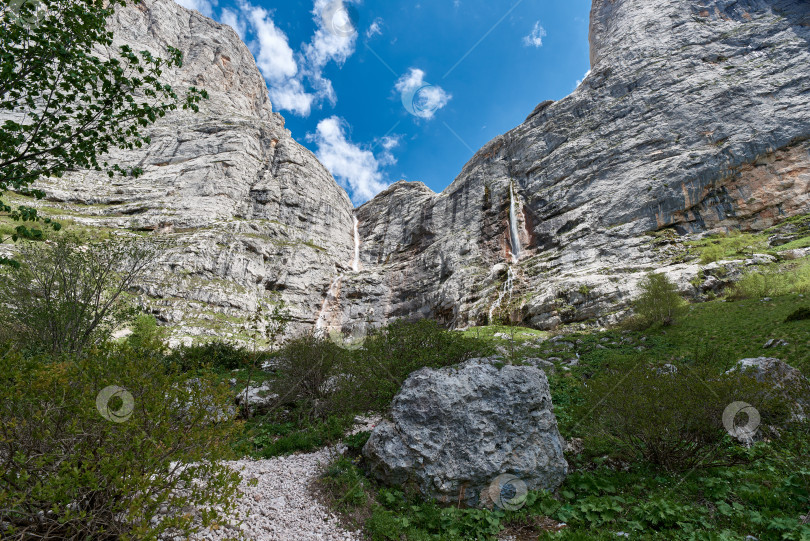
[
  {"x1": 314, "y1": 275, "x2": 342, "y2": 337},
  {"x1": 488, "y1": 267, "x2": 516, "y2": 323},
  {"x1": 352, "y1": 216, "x2": 360, "y2": 272},
  {"x1": 508, "y1": 182, "x2": 522, "y2": 263}
]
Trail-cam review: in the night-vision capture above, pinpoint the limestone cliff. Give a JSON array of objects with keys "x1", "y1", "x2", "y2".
[
  {"x1": 31, "y1": 0, "x2": 357, "y2": 342},
  {"x1": 347, "y1": 0, "x2": 810, "y2": 333},
  {"x1": 19, "y1": 0, "x2": 810, "y2": 342}
]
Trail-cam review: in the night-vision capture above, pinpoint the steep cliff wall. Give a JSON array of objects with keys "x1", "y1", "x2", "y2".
[
  {"x1": 343, "y1": 0, "x2": 810, "y2": 333},
  {"x1": 29, "y1": 0, "x2": 358, "y2": 342},
  {"x1": 16, "y1": 0, "x2": 810, "y2": 341}
]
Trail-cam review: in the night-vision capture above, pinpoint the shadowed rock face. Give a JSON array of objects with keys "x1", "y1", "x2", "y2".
[{"x1": 25, "y1": 0, "x2": 810, "y2": 341}]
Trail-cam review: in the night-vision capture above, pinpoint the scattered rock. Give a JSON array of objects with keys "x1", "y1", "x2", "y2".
[
  {"x1": 745, "y1": 254, "x2": 777, "y2": 266},
  {"x1": 525, "y1": 358, "x2": 554, "y2": 370},
  {"x1": 763, "y1": 339, "x2": 789, "y2": 349},
  {"x1": 727, "y1": 358, "x2": 809, "y2": 421},
  {"x1": 655, "y1": 364, "x2": 678, "y2": 375},
  {"x1": 235, "y1": 381, "x2": 278, "y2": 415},
  {"x1": 565, "y1": 438, "x2": 584, "y2": 455},
  {"x1": 363, "y1": 359, "x2": 568, "y2": 507},
  {"x1": 186, "y1": 448, "x2": 361, "y2": 540}
]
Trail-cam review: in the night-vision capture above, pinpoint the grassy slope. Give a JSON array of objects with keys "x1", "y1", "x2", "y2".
[{"x1": 318, "y1": 295, "x2": 810, "y2": 541}]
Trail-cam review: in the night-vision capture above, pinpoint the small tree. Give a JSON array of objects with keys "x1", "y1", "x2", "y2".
[
  {"x1": 632, "y1": 272, "x2": 687, "y2": 328},
  {"x1": 242, "y1": 296, "x2": 291, "y2": 417},
  {"x1": 0, "y1": 234, "x2": 158, "y2": 354},
  {"x1": 0, "y1": 0, "x2": 207, "y2": 251}
]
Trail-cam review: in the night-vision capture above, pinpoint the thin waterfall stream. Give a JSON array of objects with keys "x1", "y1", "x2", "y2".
[
  {"x1": 488, "y1": 184, "x2": 523, "y2": 322},
  {"x1": 488, "y1": 266, "x2": 516, "y2": 323},
  {"x1": 352, "y1": 216, "x2": 360, "y2": 272},
  {"x1": 508, "y1": 182, "x2": 522, "y2": 263}
]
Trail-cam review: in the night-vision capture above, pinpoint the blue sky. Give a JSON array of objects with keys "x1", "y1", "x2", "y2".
[{"x1": 175, "y1": 0, "x2": 592, "y2": 205}]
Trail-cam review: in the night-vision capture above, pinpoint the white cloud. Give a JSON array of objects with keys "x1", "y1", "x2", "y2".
[
  {"x1": 230, "y1": 0, "x2": 358, "y2": 117},
  {"x1": 379, "y1": 135, "x2": 399, "y2": 151},
  {"x1": 365, "y1": 18, "x2": 383, "y2": 38},
  {"x1": 300, "y1": 1, "x2": 358, "y2": 105},
  {"x1": 175, "y1": 0, "x2": 214, "y2": 18},
  {"x1": 220, "y1": 8, "x2": 246, "y2": 40},
  {"x1": 236, "y1": 3, "x2": 317, "y2": 116},
  {"x1": 523, "y1": 21, "x2": 546, "y2": 47},
  {"x1": 376, "y1": 135, "x2": 400, "y2": 166},
  {"x1": 576, "y1": 69, "x2": 592, "y2": 88},
  {"x1": 245, "y1": 5, "x2": 298, "y2": 82},
  {"x1": 307, "y1": 117, "x2": 390, "y2": 204},
  {"x1": 395, "y1": 68, "x2": 451, "y2": 120}
]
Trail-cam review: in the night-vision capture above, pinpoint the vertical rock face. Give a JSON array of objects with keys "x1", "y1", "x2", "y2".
[
  {"x1": 35, "y1": 0, "x2": 357, "y2": 341},
  {"x1": 21, "y1": 0, "x2": 810, "y2": 339},
  {"x1": 346, "y1": 0, "x2": 810, "y2": 333}
]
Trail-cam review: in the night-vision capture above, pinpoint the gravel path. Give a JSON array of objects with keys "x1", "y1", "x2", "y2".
[{"x1": 191, "y1": 448, "x2": 361, "y2": 541}]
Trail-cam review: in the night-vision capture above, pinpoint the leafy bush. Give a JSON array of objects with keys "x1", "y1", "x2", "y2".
[
  {"x1": 0, "y1": 344, "x2": 241, "y2": 540},
  {"x1": 0, "y1": 234, "x2": 157, "y2": 355},
  {"x1": 344, "y1": 319, "x2": 490, "y2": 412},
  {"x1": 696, "y1": 231, "x2": 767, "y2": 264},
  {"x1": 125, "y1": 313, "x2": 168, "y2": 352},
  {"x1": 730, "y1": 262, "x2": 810, "y2": 299},
  {"x1": 700, "y1": 243, "x2": 727, "y2": 265},
  {"x1": 319, "y1": 458, "x2": 506, "y2": 541},
  {"x1": 165, "y1": 340, "x2": 254, "y2": 372},
  {"x1": 629, "y1": 273, "x2": 687, "y2": 328},
  {"x1": 268, "y1": 335, "x2": 350, "y2": 421},
  {"x1": 579, "y1": 361, "x2": 788, "y2": 472}
]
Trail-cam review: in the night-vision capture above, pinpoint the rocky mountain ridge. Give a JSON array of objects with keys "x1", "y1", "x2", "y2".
[{"x1": 15, "y1": 0, "x2": 810, "y2": 344}]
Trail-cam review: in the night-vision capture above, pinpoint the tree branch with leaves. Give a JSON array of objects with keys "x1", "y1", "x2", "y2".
[{"x1": 0, "y1": 0, "x2": 208, "y2": 252}]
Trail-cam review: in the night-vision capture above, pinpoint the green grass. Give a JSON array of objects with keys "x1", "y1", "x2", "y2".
[
  {"x1": 776, "y1": 236, "x2": 810, "y2": 252},
  {"x1": 460, "y1": 325, "x2": 550, "y2": 342},
  {"x1": 232, "y1": 414, "x2": 353, "y2": 458},
  {"x1": 315, "y1": 295, "x2": 810, "y2": 540}
]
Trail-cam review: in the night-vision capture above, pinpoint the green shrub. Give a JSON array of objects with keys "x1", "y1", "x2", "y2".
[
  {"x1": 729, "y1": 262, "x2": 810, "y2": 299},
  {"x1": 696, "y1": 231, "x2": 768, "y2": 264},
  {"x1": 0, "y1": 344, "x2": 241, "y2": 540},
  {"x1": 700, "y1": 243, "x2": 727, "y2": 265},
  {"x1": 630, "y1": 273, "x2": 687, "y2": 328},
  {"x1": 125, "y1": 313, "x2": 168, "y2": 352},
  {"x1": 579, "y1": 361, "x2": 789, "y2": 472},
  {"x1": 0, "y1": 234, "x2": 157, "y2": 355},
  {"x1": 165, "y1": 340, "x2": 254, "y2": 372},
  {"x1": 270, "y1": 335, "x2": 350, "y2": 421},
  {"x1": 344, "y1": 319, "x2": 490, "y2": 412}
]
